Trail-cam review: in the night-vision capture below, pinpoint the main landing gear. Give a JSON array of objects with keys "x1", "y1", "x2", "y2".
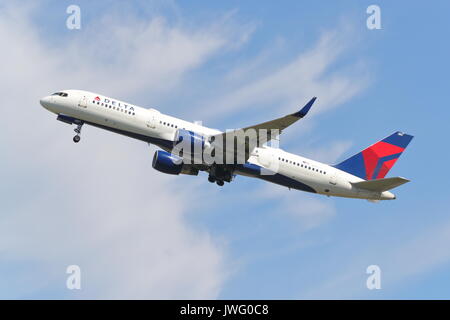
[
  {"x1": 73, "y1": 122, "x2": 84, "y2": 143},
  {"x1": 208, "y1": 165, "x2": 233, "y2": 187},
  {"x1": 208, "y1": 175, "x2": 225, "y2": 187}
]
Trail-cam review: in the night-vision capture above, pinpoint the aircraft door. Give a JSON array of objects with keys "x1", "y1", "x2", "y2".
[
  {"x1": 146, "y1": 114, "x2": 157, "y2": 129},
  {"x1": 258, "y1": 149, "x2": 270, "y2": 166},
  {"x1": 258, "y1": 149, "x2": 278, "y2": 173},
  {"x1": 78, "y1": 96, "x2": 88, "y2": 109},
  {"x1": 329, "y1": 171, "x2": 337, "y2": 186}
]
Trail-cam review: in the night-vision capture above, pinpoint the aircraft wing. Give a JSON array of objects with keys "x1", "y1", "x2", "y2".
[
  {"x1": 209, "y1": 97, "x2": 316, "y2": 163},
  {"x1": 239, "y1": 96, "x2": 317, "y2": 142}
]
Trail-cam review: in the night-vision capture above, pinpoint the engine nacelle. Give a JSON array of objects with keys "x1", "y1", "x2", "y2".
[
  {"x1": 152, "y1": 150, "x2": 183, "y2": 175},
  {"x1": 152, "y1": 150, "x2": 199, "y2": 176},
  {"x1": 173, "y1": 129, "x2": 208, "y2": 155}
]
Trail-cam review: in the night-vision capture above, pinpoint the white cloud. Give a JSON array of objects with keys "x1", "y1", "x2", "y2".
[
  {"x1": 198, "y1": 27, "x2": 370, "y2": 123},
  {"x1": 0, "y1": 2, "x2": 231, "y2": 299},
  {"x1": 0, "y1": 2, "x2": 376, "y2": 299},
  {"x1": 295, "y1": 140, "x2": 353, "y2": 164},
  {"x1": 298, "y1": 216, "x2": 450, "y2": 299},
  {"x1": 257, "y1": 183, "x2": 336, "y2": 231}
]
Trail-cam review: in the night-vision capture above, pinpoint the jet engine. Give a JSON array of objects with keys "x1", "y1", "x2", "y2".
[{"x1": 152, "y1": 150, "x2": 199, "y2": 176}]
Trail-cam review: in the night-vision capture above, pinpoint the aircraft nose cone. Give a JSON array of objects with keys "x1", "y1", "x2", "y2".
[{"x1": 40, "y1": 96, "x2": 51, "y2": 109}]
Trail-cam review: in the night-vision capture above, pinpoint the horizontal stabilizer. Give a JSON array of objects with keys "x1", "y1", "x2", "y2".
[{"x1": 351, "y1": 177, "x2": 410, "y2": 192}]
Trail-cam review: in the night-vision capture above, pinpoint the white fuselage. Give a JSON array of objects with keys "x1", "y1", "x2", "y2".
[{"x1": 40, "y1": 89, "x2": 395, "y2": 200}]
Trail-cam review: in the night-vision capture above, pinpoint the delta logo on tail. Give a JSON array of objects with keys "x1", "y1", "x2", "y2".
[{"x1": 334, "y1": 132, "x2": 414, "y2": 181}]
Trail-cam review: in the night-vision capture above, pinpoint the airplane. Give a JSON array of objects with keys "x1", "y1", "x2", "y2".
[{"x1": 40, "y1": 90, "x2": 413, "y2": 201}]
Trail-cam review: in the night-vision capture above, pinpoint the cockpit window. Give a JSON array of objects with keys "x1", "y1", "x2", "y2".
[{"x1": 51, "y1": 92, "x2": 68, "y2": 97}]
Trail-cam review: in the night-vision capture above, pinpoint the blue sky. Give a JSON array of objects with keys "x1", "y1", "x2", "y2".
[{"x1": 1, "y1": 0, "x2": 450, "y2": 299}]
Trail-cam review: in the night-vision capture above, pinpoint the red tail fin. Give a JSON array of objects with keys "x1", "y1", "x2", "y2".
[{"x1": 334, "y1": 132, "x2": 413, "y2": 180}]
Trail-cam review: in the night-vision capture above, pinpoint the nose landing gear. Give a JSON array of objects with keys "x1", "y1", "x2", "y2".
[{"x1": 73, "y1": 122, "x2": 84, "y2": 143}]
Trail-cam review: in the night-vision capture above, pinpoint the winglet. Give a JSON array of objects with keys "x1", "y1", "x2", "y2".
[{"x1": 294, "y1": 97, "x2": 317, "y2": 118}]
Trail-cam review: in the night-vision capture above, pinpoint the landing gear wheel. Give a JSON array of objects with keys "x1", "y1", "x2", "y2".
[
  {"x1": 208, "y1": 176, "x2": 216, "y2": 183},
  {"x1": 216, "y1": 180, "x2": 224, "y2": 187},
  {"x1": 73, "y1": 121, "x2": 84, "y2": 143},
  {"x1": 73, "y1": 135, "x2": 81, "y2": 143}
]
